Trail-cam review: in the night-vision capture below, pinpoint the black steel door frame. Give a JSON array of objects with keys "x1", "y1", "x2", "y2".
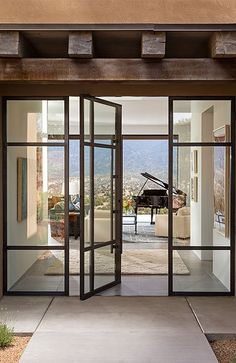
[
  {"x1": 168, "y1": 96, "x2": 235, "y2": 296},
  {"x1": 2, "y1": 96, "x2": 70, "y2": 296},
  {"x1": 2, "y1": 95, "x2": 236, "y2": 297},
  {"x1": 79, "y1": 95, "x2": 122, "y2": 300}
]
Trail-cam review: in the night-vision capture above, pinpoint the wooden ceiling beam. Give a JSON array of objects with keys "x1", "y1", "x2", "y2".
[
  {"x1": 0, "y1": 31, "x2": 29, "y2": 57},
  {"x1": 141, "y1": 31, "x2": 166, "y2": 58},
  {"x1": 211, "y1": 32, "x2": 236, "y2": 58},
  {"x1": 68, "y1": 31, "x2": 93, "y2": 58},
  {"x1": 0, "y1": 58, "x2": 235, "y2": 82}
]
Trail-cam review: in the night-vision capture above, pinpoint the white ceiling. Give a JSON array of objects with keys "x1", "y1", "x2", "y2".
[
  {"x1": 102, "y1": 97, "x2": 168, "y2": 126},
  {"x1": 69, "y1": 97, "x2": 192, "y2": 127}
]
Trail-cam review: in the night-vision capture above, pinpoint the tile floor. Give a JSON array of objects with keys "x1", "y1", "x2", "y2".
[{"x1": 6, "y1": 219, "x2": 229, "y2": 295}]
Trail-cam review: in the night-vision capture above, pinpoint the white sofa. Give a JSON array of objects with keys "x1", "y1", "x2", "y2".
[
  {"x1": 85, "y1": 209, "x2": 111, "y2": 243},
  {"x1": 155, "y1": 207, "x2": 190, "y2": 239}
]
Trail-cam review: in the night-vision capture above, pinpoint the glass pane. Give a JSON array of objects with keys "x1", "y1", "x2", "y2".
[
  {"x1": 7, "y1": 250, "x2": 64, "y2": 292},
  {"x1": 7, "y1": 100, "x2": 64, "y2": 142},
  {"x1": 94, "y1": 147, "x2": 112, "y2": 243},
  {"x1": 123, "y1": 139, "x2": 168, "y2": 196},
  {"x1": 112, "y1": 96, "x2": 168, "y2": 135},
  {"x1": 94, "y1": 245, "x2": 115, "y2": 290},
  {"x1": 84, "y1": 251, "x2": 91, "y2": 294},
  {"x1": 122, "y1": 139, "x2": 168, "y2": 237},
  {"x1": 173, "y1": 100, "x2": 231, "y2": 143},
  {"x1": 173, "y1": 250, "x2": 230, "y2": 292},
  {"x1": 7, "y1": 146, "x2": 65, "y2": 246},
  {"x1": 84, "y1": 146, "x2": 91, "y2": 247},
  {"x1": 69, "y1": 97, "x2": 80, "y2": 135},
  {"x1": 171, "y1": 146, "x2": 231, "y2": 247},
  {"x1": 84, "y1": 99, "x2": 91, "y2": 142},
  {"x1": 69, "y1": 140, "x2": 80, "y2": 275},
  {"x1": 94, "y1": 102, "x2": 116, "y2": 144}
]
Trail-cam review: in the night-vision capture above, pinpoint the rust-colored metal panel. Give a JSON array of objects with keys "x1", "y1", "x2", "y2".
[{"x1": 0, "y1": 0, "x2": 235, "y2": 24}]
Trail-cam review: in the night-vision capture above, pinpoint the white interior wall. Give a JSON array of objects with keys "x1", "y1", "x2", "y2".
[
  {"x1": 190, "y1": 101, "x2": 202, "y2": 259},
  {"x1": 7, "y1": 101, "x2": 46, "y2": 289},
  {"x1": 190, "y1": 100, "x2": 231, "y2": 290},
  {"x1": 174, "y1": 123, "x2": 191, "y2": 198},
  {"x1": 200, "y1": 107, "x2": 214, "y2": 261}
]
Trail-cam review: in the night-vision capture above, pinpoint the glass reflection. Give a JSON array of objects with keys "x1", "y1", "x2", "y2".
[
  {"x1": 7, "y1": 146, "x2": 65, "y2": 246},
  {"x1": 172, "y1": 146, "x2": 231, "y2": 247},
  {"x1": 173, "y1": 100, "x2": 231, "y2": 143},
  {"x1": 7, "y1": 250, "x2": 64, "y2": 292},
  {"x1": 7, "y1": 100, "x2": 64, "y2": 142},
  {"x1": 173, "y1": 249, "x2": 230, "y2": 292}
]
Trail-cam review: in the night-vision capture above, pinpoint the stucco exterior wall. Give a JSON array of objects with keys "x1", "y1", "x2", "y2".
[
  {"x1": 0, "y1": 0, "x2": 235, "y2": 24},
  {"x1": 0, "y1": 97, "x2": 2, "y2": 298}
]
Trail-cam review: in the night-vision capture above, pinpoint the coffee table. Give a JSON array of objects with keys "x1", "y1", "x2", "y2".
[{"x1": 69, "y1": 212, "x2": 80, "y2": 239}]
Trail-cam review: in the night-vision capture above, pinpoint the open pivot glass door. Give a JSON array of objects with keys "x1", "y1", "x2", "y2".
[{"x1": 80, "y1": 96, "x2": 122, "y2": 300}]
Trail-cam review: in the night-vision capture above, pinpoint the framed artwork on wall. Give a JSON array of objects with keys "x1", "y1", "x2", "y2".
[
  {"x1": 191, "y1": 149, "x2": 198, "y2": 174},
  {"x1": 213, "y1": 124, "x2": 230, "y2": 237},
  {"x1": 17, "y1": 157, "x2": 27, "y2": 223},
  {"x1": 191, "y1": 176, "x2": 198, "y2": 202}
]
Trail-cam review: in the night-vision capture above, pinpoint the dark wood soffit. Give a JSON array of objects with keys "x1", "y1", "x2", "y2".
[
  {"x1": 0, "y1": 58, "x2": 236, "y2": 81},
  {"x1": 0, "y1": 82, "x2": 236, "y2": 97}
]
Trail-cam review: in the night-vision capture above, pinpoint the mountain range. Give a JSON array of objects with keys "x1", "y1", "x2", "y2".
[{"x1": 48, "y1": 140, "x2": 169, "y2": 180}]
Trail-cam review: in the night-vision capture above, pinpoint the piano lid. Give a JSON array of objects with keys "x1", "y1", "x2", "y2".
[
  {"x1": 141, "y1": 172, "x2": 168, "y2": 190},
  {"x1": 139, "y1": 172, "x2": 186, "y2": 196}
]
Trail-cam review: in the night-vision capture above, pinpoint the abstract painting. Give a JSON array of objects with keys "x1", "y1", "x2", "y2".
[
  {"x1": 213, "y1": 125, "x2": 230, "y2": 237},
  {"x1": 191, "y1": 176, "x2": 198, "y2": 202},
  {"x1": 17, "y1": 157, "x2": 27, "y2": 222}
]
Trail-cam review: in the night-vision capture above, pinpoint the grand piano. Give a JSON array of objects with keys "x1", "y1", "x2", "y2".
[{"x1": 133, "y1": 172, "x2": 187, "y2": 224}]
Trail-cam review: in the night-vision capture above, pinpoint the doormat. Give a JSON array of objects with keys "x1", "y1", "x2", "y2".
[{"x1": 45, "y1": 249, "x2": 190, "y2": 275}]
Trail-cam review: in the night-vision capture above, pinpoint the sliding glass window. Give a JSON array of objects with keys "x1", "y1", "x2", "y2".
[
  {"x1": 5, "y1": 99, "x2": 67, "y2": 294},
  {"x1": 169, "y1": 98, "x2": 234, "y2": 295}
]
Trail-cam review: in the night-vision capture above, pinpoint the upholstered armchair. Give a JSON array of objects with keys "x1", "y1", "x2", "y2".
[
  {"x1": 85, "y1": 209, "x2": 111, "y2": 243},
  {"x1": 155, "y1": 207, "x2": 190, "y2": 239},
  {"x1": 49, "y1": 200, "x2": 80, "y2": 241}
]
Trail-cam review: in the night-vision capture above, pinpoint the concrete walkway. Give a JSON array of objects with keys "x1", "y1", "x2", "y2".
[
  {"x1": 188, "y1": 297, "x2": 236, "y2": 335},
  {"x1": 14, "y1": 296, "x2": 218, "y2": 363},
  {"x1": 2, "y1": 296, "x2": 235, "y2": 362},
  {"x1": 0, "y1": 296, "x2": 53, "y2": 333}
]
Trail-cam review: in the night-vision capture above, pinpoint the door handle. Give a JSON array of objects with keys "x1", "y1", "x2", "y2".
[{"x1": 111, "y1": 242, "x2": 122, "y2": 254}]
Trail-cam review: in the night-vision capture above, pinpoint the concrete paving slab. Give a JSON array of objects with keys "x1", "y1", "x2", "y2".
[
  {"x1": 0, "y1": 296, "x2": 53, "y2": 333},
  {"x1": 37, "y1": 296, "x2": 200, "y2": 333},
  {"x1": 187, "y1": 297, "x2": 236, "y2": 334},
  {"x1": 19, "y1": 296, "x2": 218, "y2": 363},
  {"x1": 20, "y1": 331, "x2": 217, "y2": 363}
]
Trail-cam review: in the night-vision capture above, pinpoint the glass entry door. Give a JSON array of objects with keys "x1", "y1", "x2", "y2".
[{"x1": 80, "y1": 96, "x2": 122, "y2": 299}]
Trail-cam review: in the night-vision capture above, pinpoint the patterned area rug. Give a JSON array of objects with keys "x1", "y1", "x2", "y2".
[
  {"x1": 45, "y1": 249, "x2": 190, "y2": 275},
  {"x1": 123, "y1": 223, "x2": 167, "y2": 243}
]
